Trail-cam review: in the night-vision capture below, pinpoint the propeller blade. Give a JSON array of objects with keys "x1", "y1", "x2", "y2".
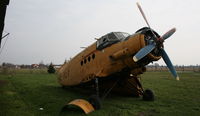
[
  {"x1": 133, "y1": 44, "x2": 155, "y2": 62},
  {"x1": 136, "y1": 2, "x2": 158, "y2": 38},
  {"x1": 161, "y1": 48, "x2": 179, "y2": 80},
  {"x1": 136, "y1": 2, "x2": 151, "y2": 28},
  {"x1": 161, "y1": 28, "x2": 176, "y2": 40}
]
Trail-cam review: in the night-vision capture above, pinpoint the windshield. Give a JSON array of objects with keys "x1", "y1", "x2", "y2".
[
  {"x1": 114, "y1": 32, "x2": 130, "y2": 40},
  {"x1": 96, "y1": 32, "x2": 130, "y2": 50}
]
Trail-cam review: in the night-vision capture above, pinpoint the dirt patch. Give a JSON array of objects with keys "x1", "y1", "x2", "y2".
[
  {"x1": 137, "y1": 112, "x2": 145, "y2": 116},
  {"x1": 0, "y1": 80, "x2": 9, "y2": 86}
]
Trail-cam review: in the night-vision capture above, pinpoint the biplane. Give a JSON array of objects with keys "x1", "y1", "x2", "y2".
[{"x1": 58, "y1": 3, "x2": 179, "y2": 114}]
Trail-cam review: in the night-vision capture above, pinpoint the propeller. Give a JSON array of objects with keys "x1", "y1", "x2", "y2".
[
  {"x1": 161, "y1": 28, "x2": 176, "y2": 40},
  {"x1": 160, "y1": 48, "x2": 179, "y2": 80},
  {"x1": 133, "y1": 44, "x2": 155, "y2": 62},
  {"x1": 136, "y1": 2, "x2": 158, "y2": 39},
  {"x1": 133, "y1": 2, "x2": 179, "y2": 80}
]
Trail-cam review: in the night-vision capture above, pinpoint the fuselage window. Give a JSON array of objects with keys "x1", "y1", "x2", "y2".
[
  {"x1": 81, "y1": 55, "x2": 93, "y2": 66},
  {"x1": 92, "y1": 54, "x2": 95, "y2": 59},
  {"x1": 84, "y1": 59, "x2": 87, "y2": 64},
  {"x1": 88, "y1": 56, "x2": 91, "y2": 62}
]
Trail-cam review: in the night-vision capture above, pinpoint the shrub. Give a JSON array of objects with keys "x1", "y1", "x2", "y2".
[{"x1": 47, "y1": 63, "x2": 55, "y2": 74}]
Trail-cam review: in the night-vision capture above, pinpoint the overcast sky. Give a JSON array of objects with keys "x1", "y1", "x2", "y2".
[{"x1": 1, "y1": 0, "x2": 200, "y2": 65}]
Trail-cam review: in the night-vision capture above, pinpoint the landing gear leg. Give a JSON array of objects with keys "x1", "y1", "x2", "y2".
[
  {"x1": 89, "y1": 77, "x2": 120, "y2": 110},
  {"x1": 127, "y1": 75, "x2": 155, "y2": 101},
  {"x1": 88, "y1": 78, "x2": 101, "y2": 110},
  {"x1": 95, "y1": 78, "x2": 99, "y2": 97}
]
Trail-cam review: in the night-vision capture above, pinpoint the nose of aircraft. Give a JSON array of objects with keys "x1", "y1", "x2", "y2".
[{"x1": 134, "y1": 3, "x2": 179, "y2": 80}]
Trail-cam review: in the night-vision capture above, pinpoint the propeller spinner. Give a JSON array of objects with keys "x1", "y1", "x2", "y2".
[{"x1": 134, "y1": 2, "x2": 179, "y2": 80}]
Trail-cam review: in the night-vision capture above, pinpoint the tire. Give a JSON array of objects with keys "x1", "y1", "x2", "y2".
[
  {"x1": 88, "y1": 95, "x2": 101, "y2": 110},
  {"x1": 143, "y1": 89, "x2": 155, "y2": 101}
]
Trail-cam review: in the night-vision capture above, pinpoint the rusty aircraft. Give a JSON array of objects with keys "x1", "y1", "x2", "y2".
[{"x1": 58, "y1": 3, "x2": 179, "y2": 114}]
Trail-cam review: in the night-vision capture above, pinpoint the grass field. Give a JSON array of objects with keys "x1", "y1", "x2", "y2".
[{"x1": 0, "y1": 69, "x2": 200, "y2": 116}]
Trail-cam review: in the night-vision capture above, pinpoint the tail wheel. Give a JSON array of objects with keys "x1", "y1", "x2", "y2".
[
  {"x1": 88, "y1": 95, "x2": 101, "y2": 110},
  {"x1": 143, "y1": 89, "x2": 155, "y2": 101}
]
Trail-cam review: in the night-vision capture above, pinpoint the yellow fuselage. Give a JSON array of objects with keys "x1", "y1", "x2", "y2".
[{"x1": 58, "y1": 33, "x2": 160, "y2": 86}]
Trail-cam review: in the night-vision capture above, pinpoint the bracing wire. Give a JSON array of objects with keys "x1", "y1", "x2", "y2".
[{"x1": 0, "y1": 33, "x2": 10, "y2": 56}]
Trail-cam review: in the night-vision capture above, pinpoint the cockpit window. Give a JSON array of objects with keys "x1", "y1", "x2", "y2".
[
  {"x1": 96, "y1": 32, "x2": 130, "y2": 50},
  {"x1": 108, "y1": 32, "x2": 117, "y2": 41},
  {"x1": 122, "y1": 32, "x2": 130, "y2": 38},
  {"x1": 115, "y1": 32, "x2": 130, "y2": 41}
]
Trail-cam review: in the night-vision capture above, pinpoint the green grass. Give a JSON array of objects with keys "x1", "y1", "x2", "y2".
[{"x1": 0, "y1": 70, "x2": 200, "y2": 116}]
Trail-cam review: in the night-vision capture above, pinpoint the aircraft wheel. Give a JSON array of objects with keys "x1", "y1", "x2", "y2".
[
  {"x1": 143, "y1": 89, "x2": 155, "y2": 101},
  {"x1": 88, "y1": 95, "x2": 101, "y2": 110}
]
